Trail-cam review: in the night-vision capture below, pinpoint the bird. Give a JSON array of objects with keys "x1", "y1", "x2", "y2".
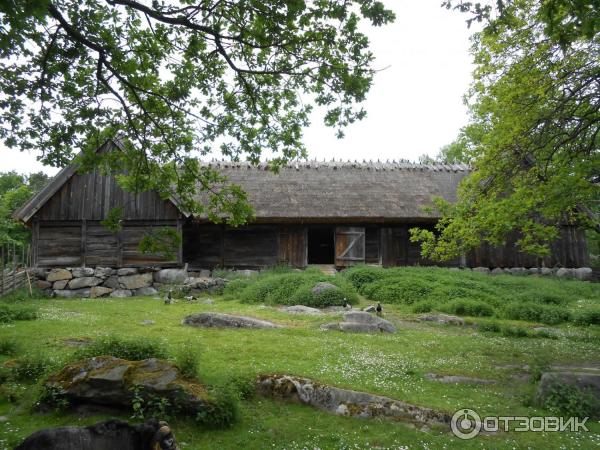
[
  {"x1": 164, "y1": 290, "x2": 173, "y2": 305},
  {"x1": 376, "y1": 302, "x2": 383, "y2": 316},
  {"x1": 343, "y1": 298, "x2": 352, "y2": 310}
]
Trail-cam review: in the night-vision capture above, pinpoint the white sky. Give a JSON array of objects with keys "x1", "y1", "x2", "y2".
[{"x1": 0, "y1": 1, "x2": 476, "y2": 176}]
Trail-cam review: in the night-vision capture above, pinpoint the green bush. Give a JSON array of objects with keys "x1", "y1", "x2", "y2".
[
  {"x1": 362, "y1": 277, "x2": 432, "y2": 305},
  {"x1": 0, "y1": 303, "x2": 37, "y2": 323},
  {"x1": 503, "y1": 302, "x2": 571, "y2": 325},
  {"x1": 76, "y1": 335, "x2": 168, "y2": 361},
  {"x1": 412, "y1": 300, "x2": 437, "y2": 313},
  {"x1": 439, "y1": 299, "x2": 495, "y2": 317},
  {"x1": 478, "y1": 321, "x2": 501, "y2": 333},
  {"x1": 0, "y1": 338, "x2": 19, "y2": 356},
  {"x1": 343, "y1": 266, "x2": 387, "y2": 291},
  {"x1": 9, "y1": 353, "x2": 57, "y2": 381},
  {"x1": 196, "y1": 386, "x2": 239, "y2": 428},
  {"x1": 500, "y1": 325, "x2": 530, "y2": 338},
  {"x1": 223, "y1": 270, "x2": 358, "y2": 307},
  {"x1": 573, "y1": 309, "x2": 600, "y2": 326},
  {"x1": 174, "y1": 345, "x2": 201, "y2": 379},
  {"x1": 543, "y1": 382, "x2": 598, "y2": 418}
]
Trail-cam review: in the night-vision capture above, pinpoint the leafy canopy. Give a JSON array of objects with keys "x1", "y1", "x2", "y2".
[
  {"x1": 412, "y1": 0, "x2": 599, "y2": 261},
  {"x1": 0, "y1": 0, "x2": 394, "y2": 225}
]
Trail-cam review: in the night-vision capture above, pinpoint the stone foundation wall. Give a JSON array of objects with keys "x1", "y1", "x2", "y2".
[
  {"x1": 456, "y1": 266, "x2": 593, "y2": 280},
  {"x1": 31, "y1": 266, "x2": 223, "y2": 298}
]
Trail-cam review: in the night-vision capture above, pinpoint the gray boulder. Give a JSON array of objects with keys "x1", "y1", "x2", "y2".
[
  {"x1": 528, "y1": 267, "x2": 540, "y2": 275},
  {"x1": 311, "y1": 282, "x2": 338, "y2": 295},
  {"x1": 135, "y1": 286, "x2": 159, "y2": 296},
  {"x1": 418, "y1": 313, "x2": 465, "y2": 326},
  {"x1": 472, "y1": 267, "x2": 490, "y2": 274},
  {"x1": 509, "y1": 267, "x2": 528, "y2": 276},
  {"x1": 118, "y1": 273, "x2": 153, "y2": 290},
  {"x1": 53, "y1": 280, "x2": 69, "y2": 290},
  {"x1": 182, "y1": 312, "x2": 282, "y2": 329},
  {"x1": 425, "y1": 373, "x2": 496, "y2": 384},
  {"x1": 540, "y1": 267, "x2": 553, "y2": 276},
  {"x1": 102, "y1": 276, "x2": 120, "y2": 289},
  {"x1": 68, "y1": 277, "x2": 103, "y2": 290},
  {"x1": 574, "y1": 267, "x2": 593, "y2": 281},
  {"x1": 90, "y1": 286, "x2": 113, "y2": 298},
  {"x1": 556, "y1": 268, "x2": 574, "y2": 278},
  {"x1": 362, "y1": 305, "x2": 377, "y2": 313},
  {"x1": 54, "y1": 289, "x2": 91, "y2": 299},
  {"x1": 235, "y1": 269, "x2": 258, "y2": 277},
  {"x1": 536, "y1": 371, "x2": 600, "y2": 417},
  {"x1": 47, "y1": 268, "x2": 73, "y2": 282},
  {"x1": 321, "y1": 311, "x2": 396, "y2": 334},
  {"x1": 94, "y1": 267, "x2": 113, "y2": 278},
  {"x1": 257, "y1": 374, "x2": 450, "y2": 425},
  {"x1": 281, "y1": 305, "x2": 322, "y2": 315},
  {"x1": 490, "y1": 268, "x2": 505, "y2": 276},
  {"x1": 116, "y1": 268, "x2": 138, "y2": 276},
  {"x1": 186, "y1": 277, "x2": 226, "y2": 293},
  {"x1": 71, "y1": 267, "x2": 95, "y2": 278},
  {"x1": 110, "y1": 289, "x2": 132, "y2": 298},
  {"x1": 154, "y1": 268, "x2": 188, "y2": 284}
]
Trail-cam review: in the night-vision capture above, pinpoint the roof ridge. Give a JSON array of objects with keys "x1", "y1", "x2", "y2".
[{"x1": 201, "y1": 159, "x2": 471, "y2": 172}]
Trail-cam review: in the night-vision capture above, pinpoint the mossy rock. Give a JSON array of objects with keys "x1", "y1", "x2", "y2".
[{"x1": 45, "y1": 356, "x2": 214, "y2": 416}]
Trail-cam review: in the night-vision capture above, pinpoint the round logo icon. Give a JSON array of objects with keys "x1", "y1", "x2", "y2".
[{"x1": 451, "y1": 408, "x2": 482, "y2": 440}]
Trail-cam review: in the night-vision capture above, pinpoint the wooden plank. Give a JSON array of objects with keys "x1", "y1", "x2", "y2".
[{"x1": 335, "y1": 226, "x2": 365, "y2": 267}]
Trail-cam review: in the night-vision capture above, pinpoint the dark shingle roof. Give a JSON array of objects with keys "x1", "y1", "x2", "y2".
[{"x1": 196, "y1": 160, "x2": 470, "y2": 221}]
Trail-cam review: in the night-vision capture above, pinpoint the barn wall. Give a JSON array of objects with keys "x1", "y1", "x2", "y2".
[
  {"x1": 467, "y1": 226, "x2": 589, "y2": 268},
  {"x1": 31, "y1": 170, "x2": 182, "y2": 268}
]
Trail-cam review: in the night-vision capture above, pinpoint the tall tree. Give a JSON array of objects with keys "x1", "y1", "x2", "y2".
[
  {"x1": 0, "y1": 1, "x2": 394, "y2": 225},
  {"x1": 412, "y1": 0, "x2": 599, "y2": 261}
]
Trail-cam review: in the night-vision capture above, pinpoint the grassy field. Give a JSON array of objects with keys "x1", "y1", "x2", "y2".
[{"x1": 0, "y1": 267, "x2": 599, "y2": 449}]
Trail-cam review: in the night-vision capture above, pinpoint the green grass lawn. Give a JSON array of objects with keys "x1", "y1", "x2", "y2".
[{"x1": 0, "y1": 268, "x2": 599, "y2": 449}]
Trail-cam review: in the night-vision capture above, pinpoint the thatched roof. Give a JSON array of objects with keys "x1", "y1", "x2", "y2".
[{"x1": 197, "y1": 160, "x2": 470, "y2": 222}]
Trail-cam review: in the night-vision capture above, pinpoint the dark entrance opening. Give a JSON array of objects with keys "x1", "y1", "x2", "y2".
[{"x1": 307, "y1": 228, "x2": 335, "y2": 264}]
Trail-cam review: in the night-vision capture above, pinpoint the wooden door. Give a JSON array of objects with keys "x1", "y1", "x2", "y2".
[
  {"x1": 279, "y1": 226, "x2": 307, "y2": 268},
  {"x1": 335, "y1": 227, "x2": 365, "y2": 267}
]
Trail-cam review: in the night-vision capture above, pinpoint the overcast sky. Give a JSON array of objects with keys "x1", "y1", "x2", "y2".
[{"x1": 0, "y1": 1, "x2": 476, "y2": 176}]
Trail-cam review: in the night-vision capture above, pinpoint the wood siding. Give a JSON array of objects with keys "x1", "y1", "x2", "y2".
[{"x1": 35, "y1": 170, "x2": 180, "y2": 221}]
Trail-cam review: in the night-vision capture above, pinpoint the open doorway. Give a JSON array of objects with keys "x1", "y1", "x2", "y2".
[{"x1": 307, "y1": 228, "x2": 334, "y2": 264}]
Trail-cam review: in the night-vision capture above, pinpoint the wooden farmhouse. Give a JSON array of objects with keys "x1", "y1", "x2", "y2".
[{"x1": 14, "y1": 140, "x2": 589, "y2": 270}]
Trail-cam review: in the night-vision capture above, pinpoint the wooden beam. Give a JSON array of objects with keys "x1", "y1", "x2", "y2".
[{"x1": 81, "y1": 219, "x2": 87, "y2": 267}]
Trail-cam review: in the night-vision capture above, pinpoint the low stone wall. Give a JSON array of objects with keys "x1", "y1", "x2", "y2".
[
  {"x1": 31, "y1": 266, "x2": 224, "y2": 298},
  {"x1": 457, "y1": 266, "x2": 593, "y2": 281}
]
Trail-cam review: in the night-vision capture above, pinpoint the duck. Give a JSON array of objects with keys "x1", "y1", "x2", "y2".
[{"x1": 376, "y1": 302, "x2": 382, "y2": 315}]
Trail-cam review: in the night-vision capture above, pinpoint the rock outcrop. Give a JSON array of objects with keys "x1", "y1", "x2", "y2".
[
  {"x1": 182, "y1": 312, "x2": 282, "y2": 329},
  {"x1": 320, "y1": 311, "x2": 396, "y2": 333},
  {"x1": 257, "y1": 374, "x2": 450, "y2": 426}
]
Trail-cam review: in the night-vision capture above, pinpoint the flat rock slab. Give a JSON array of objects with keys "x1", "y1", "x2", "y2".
[
  {"x1": 280, "y1": 305, "x2": 323, "y2": 315},
  {"x1": 321, "y1": 311, "x2": 396, "y2": 333},
  {"x1": 425, "y1": 373, "x2": 497, "y2": 385},
  {"x1": 257, "y1": 374, "x2": 450, "y2": 426},
  {"x1": 45, "y1": 356, "x2": 214, "y2": 416},
  {"x1": 182, "y1": 312, "x2": 282, "y2": 329},
  {"x1": 418, "y1": 314, "x2": 465, "y2": 326}
]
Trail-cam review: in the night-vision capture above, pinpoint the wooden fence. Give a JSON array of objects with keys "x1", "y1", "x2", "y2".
[{"x1": 0, "y1": 243, "x2": 32, "y2": 296}]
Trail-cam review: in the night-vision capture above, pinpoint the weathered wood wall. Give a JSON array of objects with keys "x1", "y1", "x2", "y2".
[
  {"x1": 183, "y1": 222, "x2": 589, "y2": 270},
  {"x1": 31, "y1": 170, "x2": 182, "y2": 267}
]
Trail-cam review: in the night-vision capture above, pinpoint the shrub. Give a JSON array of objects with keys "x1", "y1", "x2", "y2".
[
  {"x1": 500, "y1": 325, "x2": 530, "y2": 338},
  {"x1": 9, "y1": 353, "x2": 57, "y2": 381},
  {"x1": 412, "y1": 300, "x2": 437, "y2": 313},
  {"x1": 224, "y1": 270, "x2": 358, "y2": 307},
  {"x1": 0, "y1": 338, "x2": 19, "y2": 356},
  {"x1": 573, "y1": 309, "x2": 600, "y2": 326},
  {"x1": 478, "y1": 321, "x2": 501, "y2": 333},
  {"x1": 440, "y1": 299, "x2": 495, "y2": 317},
  {"x1": 343, "y1": 266, "x2": 386, "y2": 291},
  {"x1": 503, "y1": 302, "x2": 571, "y2": 325},
  {"x1": 362, "y1": 277, "x2": 432, "y2": 304},
  {"x1": 196, "y1": 386, "x2": 239, "y2": 428},
  {"x1": 543, "y1": 382, "x2": 598, "y2": 418},
  {"x1": 0, "y1": 303, "x2": 37, "y2": 323},
  {"x1": 174, "y1": 345, "x2": 201, "y2": 379},
  {"x1": 76, "y1": 335, "x2": 168, "y2": 361}
]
